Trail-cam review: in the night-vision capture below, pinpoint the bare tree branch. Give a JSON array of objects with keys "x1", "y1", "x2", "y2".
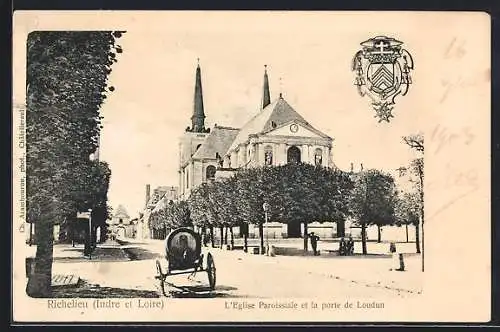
[{"x1": 402, "y1": 134, "x2": 424, "y2": 153}]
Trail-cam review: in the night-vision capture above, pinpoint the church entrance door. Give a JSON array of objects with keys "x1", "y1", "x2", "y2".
[
  {"x1": 287, "y1": 222, "x2": 302, "y2": 238},
  {"x1": 287, "y1": 146, "x2": 301, "y2": 164}
]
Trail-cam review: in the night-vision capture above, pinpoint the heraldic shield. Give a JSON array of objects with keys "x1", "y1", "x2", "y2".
[{"x1": 352, "y1": 36, "x2": 414, "y2": 123}]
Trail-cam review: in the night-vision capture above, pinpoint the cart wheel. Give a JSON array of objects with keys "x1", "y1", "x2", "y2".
[
  {"x1": 155, "y1": 260, "x2": 167, "y2": 297},
  {"x1": 206, "y1": 253, "x2": 216, "y2": 290}
]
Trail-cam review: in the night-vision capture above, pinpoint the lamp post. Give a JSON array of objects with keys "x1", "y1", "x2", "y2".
[
  {"x1": 88, "y1": 152, "x2": 96, "y2": 258},
  {"x1": 262, "y1": 202, "x2": 269, "y2": 255},
  {"x1": 88, "y1": 208, "x2": 93, "y2": 260}
]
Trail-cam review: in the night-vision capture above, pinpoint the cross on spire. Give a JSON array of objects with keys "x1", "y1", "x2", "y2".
[{"x1": 279, "y1": 76, "x2": 283, "y2": 98}]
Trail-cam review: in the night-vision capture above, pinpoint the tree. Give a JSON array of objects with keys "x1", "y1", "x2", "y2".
[
  {"x1": 349, "y1": 169, "x2": 397, "y2": 254},
  {"x1": 188, "y1": 186, "x2": 213, "y2": 246},
  {"x1": 403, "y1": 134, "x2": 424, "y2": 152},
  {"x1": 394, "y1": 189, "x2": 420, "y2": 244},
  {"x1": 234, "y1": 167, "x2": 267, "y2": 252},
  {"x1": 402, "y1": 133, "x2": 424, "y2": 270},
  {"x1": 166, "y1": 200, "x2": 192, "y2": 229},
  {"x1": 185, "y1": 163, "x2": 353, "y2": 254},
  {"x1": 228, "y1": 163, "x2": 353, "y2": 252},
  {"x1": 214, "y1": 176, "x2": 244, "y2": 248},
  {"x1": 26, "y1": 31, "x2": 124, "y2": 297}
]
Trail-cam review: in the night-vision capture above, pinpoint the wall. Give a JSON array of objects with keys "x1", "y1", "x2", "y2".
[{"x1": 348, "y1": 225, "x2": 417, "y2": 242}]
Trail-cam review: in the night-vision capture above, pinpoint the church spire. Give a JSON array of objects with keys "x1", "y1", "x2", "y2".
[
  {"x1": 262, "y1": 65, "x2": 271, "y2": 109},
  {"x1": 190, "y1": 59, "x2": 206, "y2": 132}
]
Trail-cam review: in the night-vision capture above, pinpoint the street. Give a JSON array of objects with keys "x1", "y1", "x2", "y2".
[{"x1": 41, "y1": 238, "x2": 422, "y2": 299}]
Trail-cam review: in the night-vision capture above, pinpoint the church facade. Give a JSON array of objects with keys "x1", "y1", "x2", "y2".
[{"x1": 178, "y1": 63, "x2": 336, "y2": 200}]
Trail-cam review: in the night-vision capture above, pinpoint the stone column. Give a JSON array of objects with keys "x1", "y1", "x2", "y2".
[
  {"x1": 180, "y1": 169, "x2": 185, "y2": 195},
  {"x1": 258, "y1": 143, "x2": 265, "y2": 166},
  {"x1": 280, "y1": 143, "x2": 287, "y2": 165},
  {"x1": 239, "y1": 146, "x2": 247, "y2": 166},
  {"x1": 178, "y1": 170, "x2": 182, "y2": 195},
  {"x1": 191, "y1": 162, "x2": 195, "y2": 188},
  {"x1": 322, "y1": 147, "x2": 328, "y2": 167},
  {"x1": 281, "y1": 223, "x2": 288, "y2": 238},
  {"x1": 302, "y1": 145, "x2": 310, "y2": 165},
  {"x1": 328, "y1": 147, "x2": 333, "y2": 168}
]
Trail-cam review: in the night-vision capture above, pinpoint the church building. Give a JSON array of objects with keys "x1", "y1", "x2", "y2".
[{"x1": 178, "y1": 62, "x2": 336, "y2": 200}]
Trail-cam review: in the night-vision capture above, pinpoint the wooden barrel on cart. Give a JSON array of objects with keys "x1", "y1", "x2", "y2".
[{"x1": 165, "y1": 227, "x2": 202, "y2": 270}]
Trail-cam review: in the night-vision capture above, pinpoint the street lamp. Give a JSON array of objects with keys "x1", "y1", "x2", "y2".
[
  {"x1": 262, "y1": 202, "x2": 269, "y2": 255},
  {"x1": 88, "y1": 208, "x2": 93, "y2": 260}
]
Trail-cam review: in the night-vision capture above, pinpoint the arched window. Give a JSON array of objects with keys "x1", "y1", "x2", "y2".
[
  {"x1": 206, "y1": 165, "x2": 216, "y2": 181},
  {"x1": 186, "y1": 169, "x2": 189, "y2": 188},
  {"x1": 264, "y1": 145, "x2": 273, "y2": 166},
  {"x1": 314, "y1": 148, "x2": 323, "y2": 166},
  {"x1": 287, "y1": 146, "x2": 301, "y2": 164},
  {"x1": 195, "y1": 144, "x2": 202, "y2": 151}
]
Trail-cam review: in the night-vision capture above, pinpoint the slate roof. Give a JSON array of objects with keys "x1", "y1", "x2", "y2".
[
  {"x1": 152, "y1": 195, "x2": 168, "y2": 213},
  {"x1": 192, "y1": 125, "x2": 240, "y2": 160},
  {"x1": 226, "y1": 96, "x2": 331, "y2": 155}
]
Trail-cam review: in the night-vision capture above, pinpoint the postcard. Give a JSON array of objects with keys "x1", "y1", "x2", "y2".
[{"x1": 12, "y1": 10, "x2": 491, "y2": 323}]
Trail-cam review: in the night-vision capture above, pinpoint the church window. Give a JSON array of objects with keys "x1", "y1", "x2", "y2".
[
  {"x1": 206, "y1": 165, "x2": 216, "y2": 181},
  {"x1": 195, "y1": 144, "x2": 202, "y2": 151},
  {"x1": 186, "y1": 170, "x2": 189, "y2": 188},
  {"x1": 314, "y1": 148, "x2": 323, "y2": 166},
  {"x1": 264, "y1": 145, "x2": 273, "y2": 166}
]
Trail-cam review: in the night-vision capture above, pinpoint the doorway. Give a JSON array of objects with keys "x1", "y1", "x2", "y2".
[{"x1": 287, "y1": 146, "x2": 301, "y2": 164}]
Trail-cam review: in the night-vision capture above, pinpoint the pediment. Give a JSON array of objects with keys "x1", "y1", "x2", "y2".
[{"x1": 264, "y1": 121, "x2": 327, "y2": 139}]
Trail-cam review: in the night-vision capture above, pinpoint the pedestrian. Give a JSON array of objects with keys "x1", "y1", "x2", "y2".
[
  {"x1": 309, "y1": 232, "x2": 320, "y2": 256},
  {"x1": 339, "y1": 237, "x2": 346, "y2": 256},
  {"x1": 347, "y1": 236, "x2": 354, "y2": 256},
  {"x1": 390, "y1": 242, "x2": 399, "y2": 271}
]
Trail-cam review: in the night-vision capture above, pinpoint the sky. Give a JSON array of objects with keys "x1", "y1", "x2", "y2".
[{"x1": 96, "y1": 13, "x2": 426, "y2": 217}]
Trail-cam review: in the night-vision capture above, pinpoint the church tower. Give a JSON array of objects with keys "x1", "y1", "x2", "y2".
[
  {"x1": 179, "y1": 60, "x2": 211, "y2": 197},
  {"x1": 188, "y1": 59, "x2": 208, "y2": 133},
  {"x1": 262, "y1": 65, "x2": 271, "y2": 109}
]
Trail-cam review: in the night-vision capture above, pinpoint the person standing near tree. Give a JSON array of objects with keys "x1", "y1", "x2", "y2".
[
  {"x1": 347, "y1": 236, "x2": 354, "y2": 256},
  {"x1": 339, "y1": 237, "x2": 346, "y2": 256},
  {"x1": 309, "y1": 232, "x2": 320, "y2": 256}
]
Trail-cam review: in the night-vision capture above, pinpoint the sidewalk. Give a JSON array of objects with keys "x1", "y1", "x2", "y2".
[{"x1": 26, "y1": 239, "x2": 130, "y2": 263}]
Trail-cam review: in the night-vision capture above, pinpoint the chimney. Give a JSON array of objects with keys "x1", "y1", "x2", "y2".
[{"x1": 145, "y1": 184, "x2": 151, "y2": 208}]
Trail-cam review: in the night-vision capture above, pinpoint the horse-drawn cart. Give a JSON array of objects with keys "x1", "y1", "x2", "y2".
[{"x1": 155, "y1": 227, "x2": 216, "y2": 296}]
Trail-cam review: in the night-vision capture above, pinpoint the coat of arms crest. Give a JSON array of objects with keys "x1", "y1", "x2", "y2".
[{"x1": 352, "y1": 36, "x2": 414, "y2": 122}]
